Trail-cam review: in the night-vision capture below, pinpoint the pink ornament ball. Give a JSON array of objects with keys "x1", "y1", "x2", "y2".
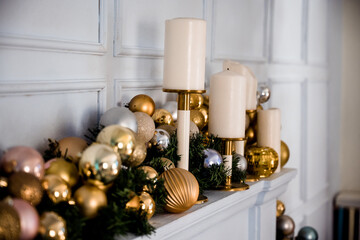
[{"x1": 12, "y1": 198, "x2": 40, "y2": 240}]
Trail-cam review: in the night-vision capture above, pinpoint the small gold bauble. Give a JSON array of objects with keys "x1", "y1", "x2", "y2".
[
  {"x1": 198, "y1": 105, "x2": 209, "y2": 127},
  {"x1": 139, "y1": 191, "x2": 156, "y2": 219},
  {"x1": 245, "y1": 126, "x2": 256, "y2": 145},
  {"x1": 152, "y1": 109, "x2": 174, "y2": 126},
  {"x1": 0, "y1": 202, "x2": 21, "y2": 240},
  {"x1": 189, "y1": 93, "x2": 204, "y2": 110},
  {"x1": 57, "y1": 137, "x2": 88, "y2": 164},
  {"x1": 96, "y1": 125, "x2": 137, "y2": 162},
  {"x1": 129, "y1": 94, "x2": 156, "y2": 116},
  {"x1": 74, "y1": 185, "x2": 107, "y2": 218},
  {"x1": 138, "y1": 166, "x2": 158, "y2": 182},
  {"x1": 276, "y1": 200, "x2": 286, "y2": 217},
  {"x1": 124, "y1": 141, "x2": 147, "y2": 167},
  {"x1": 245, "y1": 146, "x2": 279, "y2": 178},
  {"x1": 160, "y1": 157, "x2": 175, "y2": 171},
  {"x1": 160, "y1": 168, "x2": 199, "y2": 213},
  {"x1": 8, "y1": 172, "x2": 43, "y2": 206},
  {"x1": 39, "y1": 211, "x2": 67, "y2": 240},
  {"x1": 190, "y1": 110, "x2": 206, "y2": 130},
  {"x1": 281, "y1": 141, "x2": 290, "y2": 167},
  {"x1": 42, "y1": 175, "x2": 71, "y2": 203},
  {"x1": 257, "y1": 104, "x2": 264, "y2": 110},
  {"x1": 45, "y1": 158, "x2": 79, "y2": 187},
  {"x1": 134, "y1": 112, "x2": 156, "y2": 143},
  {"x1": 125, "y1": 192, "x2": 140, "y2": 210}
]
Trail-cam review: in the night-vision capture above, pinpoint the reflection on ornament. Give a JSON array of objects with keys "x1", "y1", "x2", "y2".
[
  {"x1": 160, "y1": 168, "x2": 199, "y2": 213},
  {"x1": 0, "y1": 146, "x2": 45, "y2": 179},
  {"x1": 160, "y1": 157, "x2": 175, "y2": 171},
  {"x1": 281, "y1": 140, "x2": 290, "y2": 167},
  {"x1": 129, "y1": 94, "x2": 156, "y2": 116},
  {"x1": 74, "y1": 185, "x2": 107, "y2": 218},
  {"x1": 203, "y1": 148, "x2": 223, "y2": 168},
  {"x1": 258, "y1": 84, "x2": 271, "y2": 104},
  {"x1": 297, "y1": 226, "x2": 318, "y2": 240},
  {"x1": 276, "y1": 215, "x2": 295, "y2": 237},
  {"x1": 57, "y1": 137, "x2": 88, "y2": 164},
  {"x1": 245, "y1": 126, "x2": 256, "y2": 145},
  {"x1": 12, "y1": 198, "x2": 40, "y2": 240},
  {"x1": 45, "y1": 158, "x2": 79, "y2": 187},
  {"x1": 234, "y1": 153, "x2": 247, "y2": 172},
  {"x1": 189, "y1": 93, "x2": 204, "y2": 109},
  {"x1": 0, "y1": 202, "x2": 21, "y2": 240},
  {"x1": 190, "y1": 110, "x2": 205, "y2": 130},
  {"x1": 42, "y1": 175, "x2": 71, "y2": 203},
  {"x1": 157, "y1": 124, "x2": 176, "y2": 135},
  {"x1": 125, "y1": 192, "x2": 140, "y2": 211},
  {"x1": 162, "y1": 101, "x2": 178, "y2": 121},
  {"x1": 150, "y1": 129, "x2": 170, "y2": 150},
  {"x1": 276, "y1": 200, "x2": 286, "y2": 217},
  {"x1": 100, "y1": 107, "x2": 138, "y2": 133},
  {"x1": 8, "y1": 172, "x2": 43, "y2": 206},
  {"x1": 138, "y1": 166, "x2": 158, "y2": 182},
  {"x1": 124, "y1": 141, "x2": 147, "y2": 167},
  {"x1": 97, "y1": 125, "x2": 137, "y2": 162},
  {"x1": 134, "y1": 112, "x2": 156, "y2": 143},
  {"x1": 39, "y1": 211, "x2": 67, "y2": 240},
  {"x1": 198, "y1": 105, "x2": 209, "y2": 127},
  {"x1": 139, "y1": 192, "x2": 156, "y2": 219},
  {"x1": 245, "y1": 146, "x2": 279, "y2": 178},
  {"x1": 152, "y1": 109, "x2": 174, "y2": 126}
]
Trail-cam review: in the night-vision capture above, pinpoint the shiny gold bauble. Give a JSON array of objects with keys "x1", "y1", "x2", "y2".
[
  {"x1": 0, "y1": 202, "x2": 21, "y2": 240},
  {"x1": 157, "y1": 124, "x2": 176, "y2": 135},
  {"x1": 281, "y1": 141, "x2": 290, "y2": 167},
  {"x1": 125, "y1": 192, "x2": 140, "y2": 211},
  {"x1": 190, "y1": 110, "x2": 205, "y2": 130},
  {"x1": 45, "y1": 158, "x2": 79, "y2": 188},
  {"x1": 39, "y1": 211, "x2": 67, "y2": 240},
  {"x1": 276, "y1": 200, "x2": 286, "y2": 217},
  {"x1": 245, "y1": 146, "x2": 279, "y2": 178},
  {"x1": 139, "y1": 191, "x2": 156, "y2": 219},
  {"x1": 198, "y1": 105, "x2": 209, "y2": 127},
  {"x1": 160, "y1": 157, "x2": 175, "y2": 171},
  {"x1": 152, "y1": 109, "x2": 174, "y2": 126},
  {"x1": 203, "y1": 94, "x2": 209, "y2": 106},
  {"x1": 124, "y1": 141, "x2": 147, "y2": 167},
  {"x1": 189, "y1": 93, "x2": 204, "y2": 110},
  {"x1": 160, "y1": 168, "x2": 199, "y2": 213},
  {"x1": 8, "y1": 172, "x2": 43, "y2": 206},
  {"x1": 138, "y1": 166, "x2": 158, "y2": 182},
  {"x1": 57, "y1": 137, "x2": 88, "y2": 164},
  {"x1": 74, "y1": 185, "x2": 107, "y2": 218},
  {"x1": 134, "y1": 112, "x2": 156, "y2": 143},
  {"x1": 245, "y1": 126, "x2": 256, "y2": 145},
  {"x1": 42, "y1": 175, "x2": 71, "y2": 203},
  {"x1": 96, "y1": 125, "x2": 137, "y2": 162},
  {"x1": 129, "y1": 94, "x2": 156, "y2": 116}
]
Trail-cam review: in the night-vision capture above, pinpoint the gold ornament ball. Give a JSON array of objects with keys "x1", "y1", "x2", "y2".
[
  {"x1": 157, "y1": 124, "x2": 176, "y2": 135},
  {"x1": 8, "y1": 171, "x2": 43, "y2": 206},
  {"x1": 281, "y1": 141, "x2": 290, "y2": 167},
  {"x1": 203, "y1": 94, "x2": 209, "y2": 106},
  {"x1": 97, "y1": 125, "x2": 137, "y2": 162},
  {"x1": 42, "y1": 174, "x2": 71, "y2": 203},
  {"x1": 198, "y1": 105, "x2": 209, "y2": 127},
  {"x1": 189, "y1": 93, "x2": 204, "y2": 110},
  {"x1": 74, "y1": 185, "x2": 107, "y2": 218},
  {"x1": 134, "y1": 112, "x2": 156, "y2": 143},
  {"x1": 45, "y1": 158, "x2": 79, "y2": 188},
  {"x1": 39, "y1": 211, "x2": 67, "y2": 240},
  {"x1": 57, "y1": 137, "x2": 88, "y2": 164},
  {"x1": 0, "y1": 202, "x2": 21, "y2": 240},
  {"x1": 160, "y1": 168, "x2": 199, "y2": 213},
  {"x1": 190, "y1": 109, "x2": 206, "y2": 130},
  {"x1": 138, "y1": 166, "x2": 158, "y2": 182},
  {"x1": 125, "y1": 191, "x2": 140, "y2": 211},
  {"x1": 124, "y1": 141, "x2": 147, "y2": 167},
  {"x1": 129, "y1": 94, "x2": 156, "y2": 116},
  {"x1": 245, "y1": 126, "x2": 256, "y2": 145},
  {"x1": 245, "y1": 146, "x2": 279, "y2": 178},
  {"x1": 160, "y1": 157, "x2": 175, "y2": 171},
  {"x1": 152, "y1": 109, "x2": 174, "y2": 126},
  {"x1": 276, "y1": 200, "x2": 286, "y2": 217},
  {"x1": 139, "y1": 191, "x2": 156, "y2": 219}
]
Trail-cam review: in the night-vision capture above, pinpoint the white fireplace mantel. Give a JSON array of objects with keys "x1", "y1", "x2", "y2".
[{"x1": 119, "y1": 168, "x2": 297, "y2": 240}]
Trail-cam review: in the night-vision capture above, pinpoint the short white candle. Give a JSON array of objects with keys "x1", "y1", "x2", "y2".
[
  {"x1": 223, "y1": 60, "x2": 258, "y2": 110},
  {"x1": 257, "y1": 108, "x2": 281, "y2": 172},
  {"x1": 163, "y1": 18, "x2": 206, "y2": 91},
  {"x1": 209, "y1": 70, "x2": 246, "y2": 138}
]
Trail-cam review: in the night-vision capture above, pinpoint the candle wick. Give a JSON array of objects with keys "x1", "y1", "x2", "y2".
[{"x1": 226, "y1": 68, "x2": 230, "y2": 70}]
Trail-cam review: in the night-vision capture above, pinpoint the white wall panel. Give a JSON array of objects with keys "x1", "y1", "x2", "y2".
[
  {"x1": 211, "y1": 0, "x2": 267, "y2": 62},
  {"x1": 114, "y1": 0, "x2": 204, "y2": 57}
]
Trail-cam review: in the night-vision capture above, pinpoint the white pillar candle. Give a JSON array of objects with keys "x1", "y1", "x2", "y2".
[
  {"x1": 209, "y1": 70, "x2": 246, "y2": 138},
  {"x1": 257, "y1": 108, "x2": 281, "y2": 173},
  {"x1": 163, "y1": 18, "x2": 206, "y2": 91},
  {"x1": 234, "y1": 141, "x2": 245, "y2": 156},
  {"x1": 176, "y1": 110, "x2": 190, "y2": 170},
  {"x1": 223, "y1": 60, "x2": 258, "y2": 110}
]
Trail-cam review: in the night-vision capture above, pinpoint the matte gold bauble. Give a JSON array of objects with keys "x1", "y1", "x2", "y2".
[
  {"x1": 96, "y1": 125, "x2": 136, "y2": 162},
  {"x1": 8, "y1": 172, "x2": 43, "y2": 206},
  {"x1": 245, "y1": 126, "x2": 256, "y2": 145},
  {"x1": 189, "y1": 93, "x2": 204, "y2": 110},
  {"x1": 134, "y1": 112, "x2": 156, "y2": 143},
  {"x1": 74, "y1": 185, "x2": 107, "y2": 218},
  {"x1": 124, "y1": 141, "x2": 147, "y2": 167},
  {"x1": 79, "y1": 143, "x2": 121, "y2": 188},
  {"x1": 160, "y1": 157, "x2": 175, "y2": 171},
  {"x1": 160, "y1": 168, "x2": 199, "y2": 213},
  {"x1": 57, "y1": 137, "x2": 88, "y2": 164},
  {"x1": 125, "y1": 192, "x2": 140, "y2": 211},
  {"x1": 139, "y1": 191, "x2": 156, "y2": 219},
  {"x1": 190, "y1": 110, "x2": 205, "y2": 130},
  {"x1": 42, "y1": 175, "x2": 71, "y2": 203},
  {"x1": 152, "y1": 109, "x2": 174, "y2": 126},
  {"x1": 39, "y1": 211, "x2": 67, "y2": 240},
  {"x1": 129, "y1": 94, "x2": 156, "y2": 116},
  {"x1": 198, "y1": 105, "x2": 209, "y2": 126},
  {"x1": 245, "y1": 146, "x2": 279, "y2": 178},
  {"x1": 0, "y1": 202, "x2": 21, "y2": 240},
  {"x1": 281, "y1": 141, "x2": 290, "y2": 167},
  {"x1": 276, "y1": 200, "x2": 286, "y2": 217},
  {"x1": 45, "y1": 158, "x2": 79, "y2": 187},
  {"x1": 157, "y1": 124, "x2": 176, "y2": 135}
]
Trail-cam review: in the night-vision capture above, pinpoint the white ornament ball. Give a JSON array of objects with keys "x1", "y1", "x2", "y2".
[
  {"x1": 100, "y1": 107, "x2": 138, "y2": 133},
  {"x1": 134, "y1": 112, "x2": 156, "y2": 143}
]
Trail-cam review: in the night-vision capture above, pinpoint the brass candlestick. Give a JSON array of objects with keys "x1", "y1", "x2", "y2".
[{"x1": 245, "y1": 109, "x2": 260, "y2": 182}]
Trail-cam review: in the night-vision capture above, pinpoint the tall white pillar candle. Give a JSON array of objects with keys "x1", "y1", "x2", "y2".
[
  {"x1": 163, "y1": 18, "x2": 206, "y2": 91},
  {"x1": 257, "y1": 108, "x2": 281, "y2": 173},
  {"x1": 223, "y1": 60, "x2": 258, "y2": 110},
  {"x1": 209, "y1": 70, "x2": 246, "y2": 138}
]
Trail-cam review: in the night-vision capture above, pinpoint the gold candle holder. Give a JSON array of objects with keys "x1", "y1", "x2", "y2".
[{"x1": 245, "y1": 109, "x2": 260, "y2": 182}]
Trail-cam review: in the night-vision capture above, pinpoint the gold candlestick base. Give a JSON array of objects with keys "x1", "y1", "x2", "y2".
[
  {"x1": 215, "y1": 176, "x2": 249, "y2": 191},
  {"x1": 195, "y1": 194, "x2": 208, "y2": 204}
]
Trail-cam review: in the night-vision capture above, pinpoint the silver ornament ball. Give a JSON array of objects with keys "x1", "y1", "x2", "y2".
[
  {"x1": 100, "y1": 107, "x2": 138, "y2": 133},
  {"x1": 297, "y1": 226, "x2": 318, "y2": 240},
  {"x1": 235, "y1": 153, "x2": 247, "y2": 171},
  {"x1": 258, "y1": 84, "x2": 271, "y2": 104},
  {"x1": 151, "y1": 129, "x2": 170, "y2": 150},
  {"x1": 203, "y1": 148, "x2": 223, "y2": 168},
  {"x1": 162, "y1": 101, "x2": 178, "y2": 121}
]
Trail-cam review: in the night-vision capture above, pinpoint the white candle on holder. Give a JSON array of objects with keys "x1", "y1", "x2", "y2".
[
  {"x1": 223, "y1": 60, "x2": 258, "y2": 110},
  {"x1": 257, "y1": 108, "x2": 281, "y2": 172}
]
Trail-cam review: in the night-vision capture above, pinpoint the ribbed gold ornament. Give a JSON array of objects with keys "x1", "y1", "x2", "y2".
[
  {"x1": 160, "y1": 168, "x2": 199, "y2": 213},
  {"x1": 245, "y1": 146, "x2": 279, "y2": 178}
]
